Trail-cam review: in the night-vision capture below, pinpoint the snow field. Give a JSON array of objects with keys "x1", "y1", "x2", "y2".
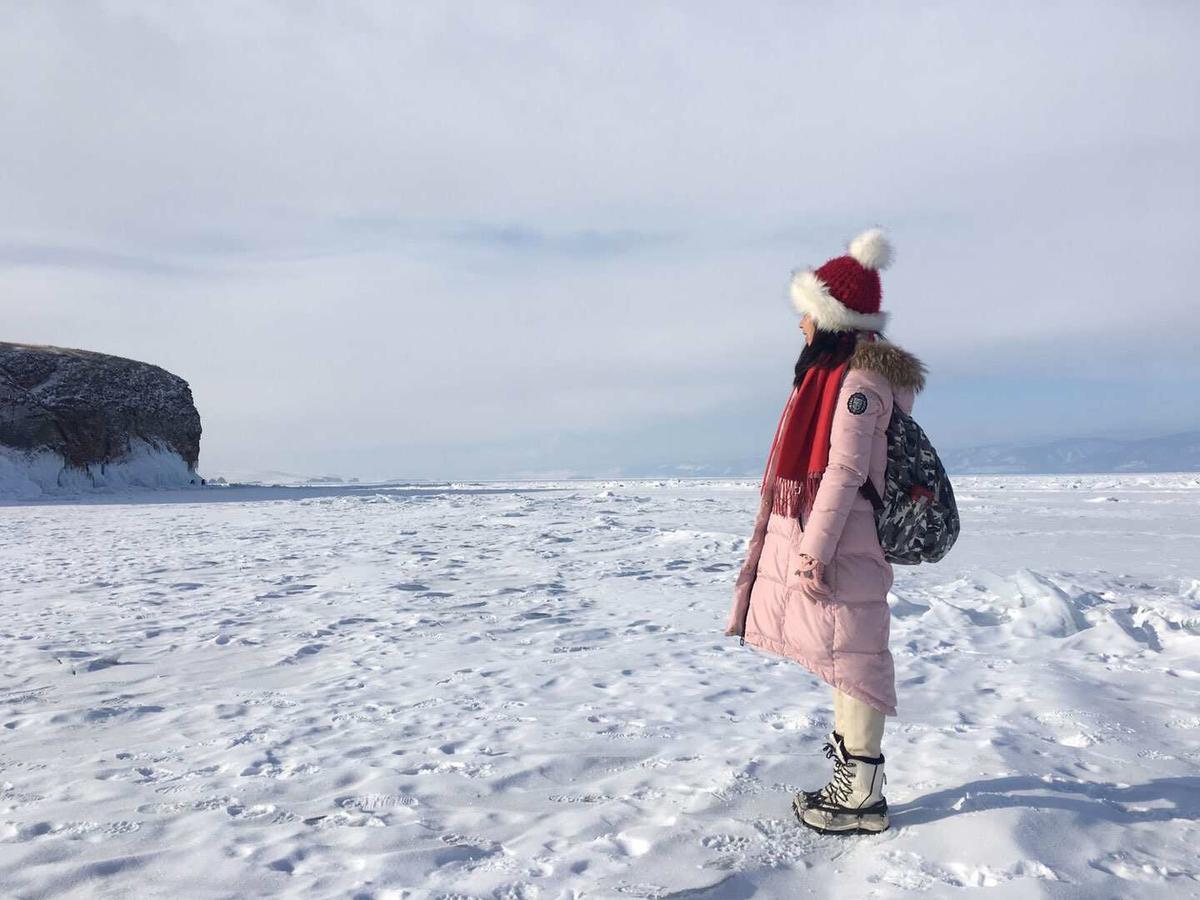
[{"x1": 1, "y1": 474, "x2": 1198, "y2": 898}]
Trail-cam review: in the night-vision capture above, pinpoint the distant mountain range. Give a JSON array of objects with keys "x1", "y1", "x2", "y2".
[
  {"x1": 940, "y1": 431, "x2": 1200, "y2": 475},
  {"x1": 627, "y1": 431, "x2": 1200, "y2": 478},
  {"x1": 208, "y1": 432, "x2": 1200, "y2": 484}
]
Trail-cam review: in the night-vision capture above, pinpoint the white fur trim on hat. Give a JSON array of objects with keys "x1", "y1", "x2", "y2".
[
  {"x1": 790, "y1": 270, "x2": 889, "y2": 333},
  {"x1": 848, "y1": 227, "x2": 892, "y2": 270}
]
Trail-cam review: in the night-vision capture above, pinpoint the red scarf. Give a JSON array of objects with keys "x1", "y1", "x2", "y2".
[{"x1": 760, "y1": 359, "x2": 851, "y2": 520}]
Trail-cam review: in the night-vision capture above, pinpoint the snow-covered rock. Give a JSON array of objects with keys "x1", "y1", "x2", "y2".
[{"x1": 0, "y1": 342, "x2": 202, "y2": 496}]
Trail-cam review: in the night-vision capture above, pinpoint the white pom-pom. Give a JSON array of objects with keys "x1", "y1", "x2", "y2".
[{"x1": 848, "y1": 228, "x2": 892, "y2": 270}]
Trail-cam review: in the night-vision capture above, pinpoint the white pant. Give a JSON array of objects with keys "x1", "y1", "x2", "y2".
[{"x1": 834, "y1": 688, "x2": 885, "y2": 758}]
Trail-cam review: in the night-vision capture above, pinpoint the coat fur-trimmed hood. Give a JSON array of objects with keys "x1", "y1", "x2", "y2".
[{"x1": 849, "y1": 340, "x2": 926, "y2": 393}]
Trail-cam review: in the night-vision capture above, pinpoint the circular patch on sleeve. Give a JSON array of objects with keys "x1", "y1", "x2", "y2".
[{"x1": 847, "y1": 392, "x2": 869, "y2": 415}]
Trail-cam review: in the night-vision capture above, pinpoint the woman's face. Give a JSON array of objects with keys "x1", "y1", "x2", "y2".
[{"x1": 800, "y1": 313, "x2": 816, "y2": 345}]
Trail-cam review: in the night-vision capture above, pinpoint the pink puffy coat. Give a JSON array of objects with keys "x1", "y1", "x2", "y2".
[{"x1": 725, "y1": 341, "x2": 926, "y2": 716}]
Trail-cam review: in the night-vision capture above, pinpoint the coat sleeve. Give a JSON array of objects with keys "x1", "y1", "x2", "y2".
[{"x1": 796, "y1": 374, "x2": 888, "y2": 565}]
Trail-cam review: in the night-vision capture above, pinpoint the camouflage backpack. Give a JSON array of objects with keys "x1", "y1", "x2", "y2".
[{"x1": 859, "y1": 408, "x2": 960, "y2": 564}]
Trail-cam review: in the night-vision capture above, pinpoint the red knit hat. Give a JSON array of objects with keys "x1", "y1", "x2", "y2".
[{"x1": 790, "y1": 228, "x2": 892, "y2": 333}]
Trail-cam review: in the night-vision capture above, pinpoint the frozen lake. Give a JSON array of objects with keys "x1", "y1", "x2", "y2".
[{"x1": 2, "y1": 474, "x2": 1198, "y2": 898}]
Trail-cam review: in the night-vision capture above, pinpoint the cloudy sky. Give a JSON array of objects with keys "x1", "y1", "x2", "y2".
[{"x1": 2, "y1": 1, "x2": 1197, "y2": 479}]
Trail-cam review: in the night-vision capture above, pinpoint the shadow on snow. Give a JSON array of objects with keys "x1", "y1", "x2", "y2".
[{"x1": 893, "y1": 774, "x2": 1200, "y2": 827}]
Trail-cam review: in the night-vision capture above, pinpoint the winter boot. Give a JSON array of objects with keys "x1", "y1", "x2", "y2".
[
  {"x1": 792, "y1": 731, "x2": 847, "y2": 812},
  {"x1": 794, "y1": 748, "x2": 888, "y2": 835}
]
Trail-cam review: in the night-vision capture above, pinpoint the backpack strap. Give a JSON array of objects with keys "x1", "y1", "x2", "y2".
[{"x1": 859, "y1": 478, "x2": 885, "y2": 512}]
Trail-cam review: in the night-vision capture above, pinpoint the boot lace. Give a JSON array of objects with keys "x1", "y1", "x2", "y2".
[
  {"x1": 801, "y1": 741, "x2": 845, "y2": 804},
  {"x1": 823, "y1": 758, "x2": 856, "y2": 806}
]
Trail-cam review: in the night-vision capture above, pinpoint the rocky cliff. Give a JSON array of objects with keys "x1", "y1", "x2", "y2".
[{"x1": 0, "y1": 342, "x2": 202, "y2": 491}]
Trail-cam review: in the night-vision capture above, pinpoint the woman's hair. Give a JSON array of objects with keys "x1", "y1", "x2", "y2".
[{"x1": 793, "y1": 328, "x2": 859, "y2": 387}]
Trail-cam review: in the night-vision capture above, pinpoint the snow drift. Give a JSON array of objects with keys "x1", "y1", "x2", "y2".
[{"x1": 0, "y1": 440, "x2": 202, "y2": 500}]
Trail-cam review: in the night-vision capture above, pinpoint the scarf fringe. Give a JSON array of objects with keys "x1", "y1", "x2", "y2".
[{"x1": 767, "y1": 473, "x2": 824, "y2": 520}]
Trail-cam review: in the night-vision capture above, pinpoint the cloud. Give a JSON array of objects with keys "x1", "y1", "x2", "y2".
[
  {"x1": 1, "y1": 1, "x2": 1198, "y2": 477},
  {"x1": 447, "y1": 224, "x2": 672, "y2": 259},
  {"x1": 0, "y1": 240, "x2": 195, "y2": 275}
]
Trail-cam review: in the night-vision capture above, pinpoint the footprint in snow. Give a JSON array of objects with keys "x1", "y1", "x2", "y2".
[{"x1": 276, "y1": 643, "x2": 325, "y2": 665}]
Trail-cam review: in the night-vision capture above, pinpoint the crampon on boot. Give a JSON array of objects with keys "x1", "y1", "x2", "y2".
[{"x1": 793, "y1": 744, "x2": 889, "y2": 835}]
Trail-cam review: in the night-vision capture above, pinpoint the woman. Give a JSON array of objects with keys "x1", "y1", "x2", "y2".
[{"x1": 724, "y1": 228, "x2": 926, "y2": 836}]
